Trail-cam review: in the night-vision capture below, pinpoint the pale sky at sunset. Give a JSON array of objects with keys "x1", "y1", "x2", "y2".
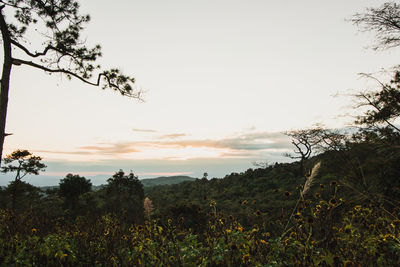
[{"x1": 1, "y1": 0, "x2": 400, "y2": 185}]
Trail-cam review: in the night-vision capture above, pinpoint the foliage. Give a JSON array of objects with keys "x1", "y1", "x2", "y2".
[
  {"x1": 1, "y1": 149, "x2": 46, "y2": 181},
  {"x1": 59, "y1": 174, "x2": 92, "y2": 211},
  {"x1": 351, "y1": 2, "x2": 400, "y2": 50},
  {"x1": 0, "y1": 0, "x2": 141, "y2": 164},
  {"x1": 104, "y1": 170, "x2": 145, "y2": 224}
]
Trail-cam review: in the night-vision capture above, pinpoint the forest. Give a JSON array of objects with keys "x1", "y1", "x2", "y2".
[{"x1": 1, "y1": 0, "x2": 400, "y2": 266}]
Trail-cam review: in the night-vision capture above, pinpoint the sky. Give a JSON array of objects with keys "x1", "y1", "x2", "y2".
[{"x1": 1, "y1": 0, "x2": 400, "y2": 186}]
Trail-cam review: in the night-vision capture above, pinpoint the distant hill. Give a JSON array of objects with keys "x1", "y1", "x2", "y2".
[
  {"x1": 39, "y1": 175, "x2": 196, "y2": 191},
  {"x1": 140, "y1": 176, "x2": 196, "y2": 187}
]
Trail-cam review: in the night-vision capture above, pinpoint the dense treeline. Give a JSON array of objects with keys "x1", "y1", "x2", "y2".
[{"x1": 1, "y1": 1, "x2": 400, "y2": 266}]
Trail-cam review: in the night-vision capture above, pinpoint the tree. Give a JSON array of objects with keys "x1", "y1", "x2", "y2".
[
  {"x1": 1, "y1": 149, "x2": 46, "y2": 182},
  {"x1": 59, "y1": 173, "x2": 92, "y2": 211},
  {"x1": 355, "y1": 73, "x2": 400, "y2": 132},
  {"x1": 105, "y1": 170, "x2": 144, "y2": 223},
  {"x1": 0, "y1": 0, "x2": 141, "y2": 165},
  {"x1": 351, "y1": 2, "x2": 400, "y2": 51},
  {"x1": 284, "y1": 127, "x2": 322, "y2": 176},
  {"x1": 1, "y1": 149, "x2": 46, "y2": 209}
]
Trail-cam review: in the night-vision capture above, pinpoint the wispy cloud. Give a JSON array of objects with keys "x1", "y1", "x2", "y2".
[
  {"x1": 132, "y1": 128, "x2": 157, "y2": 133},
  {"x1": 79, "y1": 143, "x2": 141, "y2": 154},
  {"x1": 158, "y1": 133, "x2": 188, "y2": 139},
  {"x1": 34, "y1": 131, "x2": 292, "y2": 161}
]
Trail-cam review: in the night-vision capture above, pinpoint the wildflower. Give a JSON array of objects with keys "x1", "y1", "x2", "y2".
[
  {"x1": 294, "y1": 212, "x2": 301, "y2": 220},
  {"x1": 209, "y1": 200, "x2": 216, "y2": 207},
  {"x1": 344, "y1": 260, "x2": 353, "y2": 267},
  {"x1": 237, "y1": 226, "x2": 244, "y2": 232},
  {"x1": 284, "y1": 238, "x2": 290, "y2": 246},
  {"x1": 167, "y1": 219, "x2": 172, "y2": 225},
  {"x1": 354, "y1": 205, "x2": 362, "y2": 212},
  {"x1": 31, "y1": 228, "x2": 37, "y2": 234},
  {"x1": 289, "y1": 231, "x2": 297, "y2": 238},
  {"x1": 260, "y1": 239, "x2": 268, "y2": 245},
  {"x1": 242, "y1": 254, "x2": 250, "y2": 263},
  {"x1": 122, "y1": 235, "x2": 128, "y2": 240},
  {"x1": 264, "y1": 232, "x2": 271, "y2": 238},
  {"x1": 104, "y1": 229, "x2": 109, "y2": 236}
]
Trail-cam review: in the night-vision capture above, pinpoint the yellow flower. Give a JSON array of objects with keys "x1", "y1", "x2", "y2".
[
  {"x1": 242, "y1": 254, "x2": 250, "y2": 263},
  {"x1": 354, "y1": 205, "x2": 362, "y2": 212},
  {"x1": 260, "y1": 239, "x2": 268, "y2": 245},
  {"x1": 31, "y1": 228, "x2": 37, "y2": 234},
  {"x1": 237, "y1": 226, "x2": 244, "y2": 232},
  {"x1": 344, "y1": 260, "x2": 353, "y2": 267}
]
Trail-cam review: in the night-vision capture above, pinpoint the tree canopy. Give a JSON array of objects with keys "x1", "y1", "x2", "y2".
[{"x1": 0, "y1": 0, "x2": 141, "y2": 164}]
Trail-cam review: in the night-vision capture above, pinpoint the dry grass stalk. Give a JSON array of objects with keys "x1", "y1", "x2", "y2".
[
  {"x1": 144, "y1": 197, "x2": 155, "y2": 219},
  {"x1": 302, "y1": 161, "x2": 321, "y2": 196}
]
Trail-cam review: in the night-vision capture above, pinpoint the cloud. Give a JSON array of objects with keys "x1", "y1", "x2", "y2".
[
  {"x1": 132, "y1": 128, "x2": 157, "y2": 133},
  {"x1": 158, "y1": 133, "x2": 188, "y2": 139},
  {"x1": 34, "y1": 131, "x2": 292, "y2": 161},
  {"x1": 79, "y1": 143, "x2": 140, "y2": 154}
]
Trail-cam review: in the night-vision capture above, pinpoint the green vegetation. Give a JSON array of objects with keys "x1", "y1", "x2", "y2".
[
  {"x1": 141, "y1": 176, "x2": 196, "y2": 188},
  {"x1": 0, "y1": 1, "x2": 400, "y2": 266}
]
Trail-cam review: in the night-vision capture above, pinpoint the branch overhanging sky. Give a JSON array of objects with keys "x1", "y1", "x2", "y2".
[{"x1": 1, "y1": 0, "x2": 400, "y2": 185}]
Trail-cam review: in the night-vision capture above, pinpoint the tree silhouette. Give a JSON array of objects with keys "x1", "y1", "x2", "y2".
[
  {"x1": 1, "y1": 149, "x2": 46, "y2": 209},
  {"x1": 59, "y1": 173, "x2": 92, "y2": 211},
  {"x1": 0, "y1": 0, "x2": 141, "y2": 164},
  {"x1": 351, "y1": 2, "x2": 400, "y2": 51},
  {"x1": 1, "y1": 149, "x2": 46, "y2": 182},
  {"x1": 105, "y1": 170, "x2": 144, "y2": 223}
]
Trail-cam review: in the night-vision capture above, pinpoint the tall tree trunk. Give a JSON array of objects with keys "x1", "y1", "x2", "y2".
[{"x1": 0, "y1": 8, "x2": 13, "y2": 166}]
